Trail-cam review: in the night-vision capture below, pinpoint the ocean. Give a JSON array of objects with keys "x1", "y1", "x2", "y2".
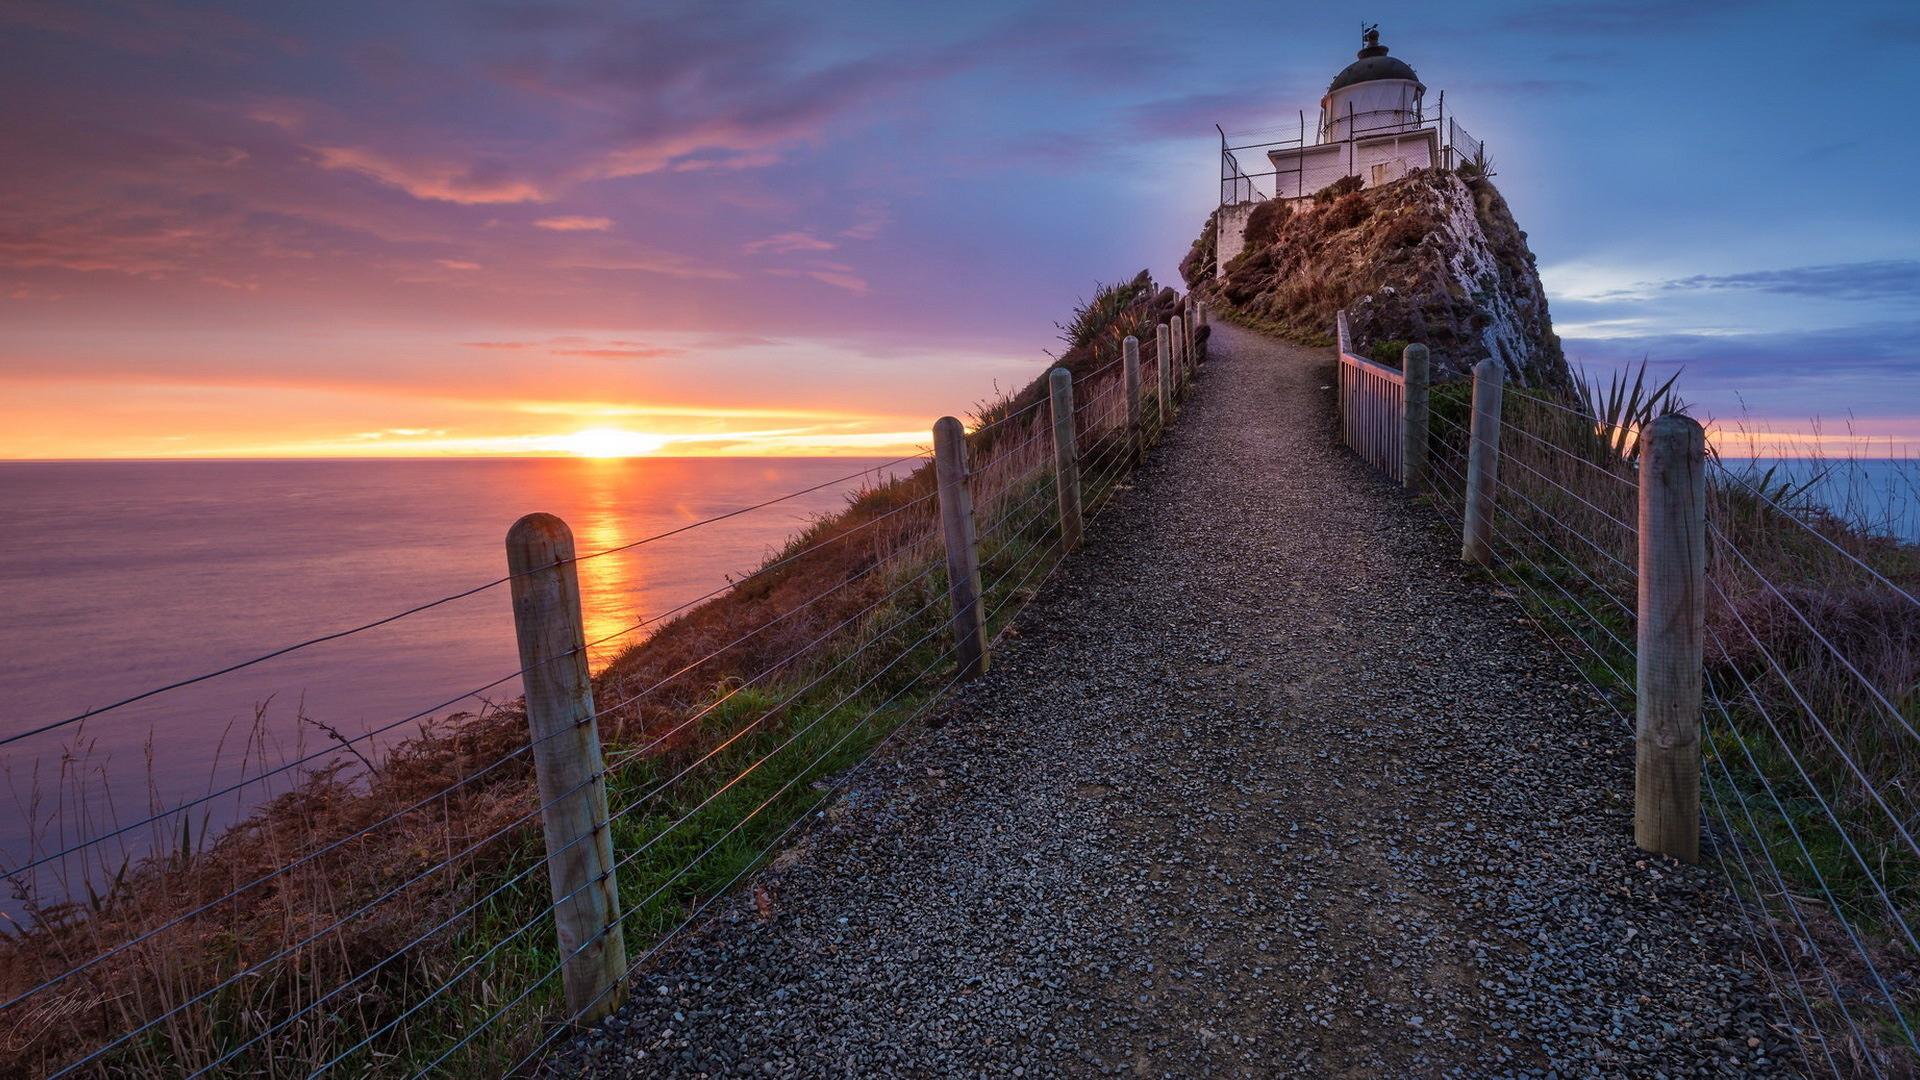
[
  {"x1": 3, "y1": 453, "x2": 1909, "y2": 909},
  {"x1": 1723, "y1": 458, "x2": 1920, "y2": 543},
  {"x1": 0, "y1": 457, "x2": 902, "y2": 900}
]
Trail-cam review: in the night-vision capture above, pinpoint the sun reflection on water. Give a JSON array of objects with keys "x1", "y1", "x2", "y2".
[{"x1": 568, "y1": 457, "x2": 646, "y2": 670}]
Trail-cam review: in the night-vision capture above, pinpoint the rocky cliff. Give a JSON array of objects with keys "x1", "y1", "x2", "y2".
[{"x1": 1185, "y1": 169, "x2": 1567, "y2": 386}]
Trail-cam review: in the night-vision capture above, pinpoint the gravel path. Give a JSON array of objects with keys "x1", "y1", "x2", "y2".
[{"x1": 556, "y1": 322, "x2": 1794, "y2": 1077}]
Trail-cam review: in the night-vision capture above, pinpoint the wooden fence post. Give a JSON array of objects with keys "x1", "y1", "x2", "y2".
[
  {"x1": 1048, "y1": 367, "x2": 1084, "y2": 552},
  {"x1": 1123, "y1": 336, "x2": 1144, "y2": 463},
  {"x1": 1401, "y1": 343, "x2": 1429, "y2": 490},
  {"x1": 1461, "y1": 359, "x2": 1502, "y2": 565},
  {"x1": 1636, "y1": 414, "x2": 1705, "y2": 863},
  {"x1": 1171, "y1": 315, "x2": 1187, "y2": 396},
  {"x1": 933, "y1": 416, "x2": 989, "y2": 678},
  {"x1": 1156, "y1": 323, "x2": 1174, "y2": 428},
  {"x1": 506, "y1": 513, "x2": 626, "y2": 1024}
]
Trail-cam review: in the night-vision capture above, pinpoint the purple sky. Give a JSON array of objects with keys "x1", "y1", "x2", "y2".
[{"x1": 3, "y1": 0, "x2": 1917, "y2": 458}]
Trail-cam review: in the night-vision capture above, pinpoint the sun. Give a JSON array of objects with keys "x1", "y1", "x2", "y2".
[{"x1": 560, "y1": 427, "x2": 670, "y2": 458}]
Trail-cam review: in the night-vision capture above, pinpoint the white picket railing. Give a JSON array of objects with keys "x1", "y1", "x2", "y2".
[{"x1": 1336, "y1": 309, "x2": 1405, "y2": 482}]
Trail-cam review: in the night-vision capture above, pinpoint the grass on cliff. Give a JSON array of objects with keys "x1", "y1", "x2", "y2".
[{"x1": 0, "y1": 277, "x2": 1192, "y2": 1077}]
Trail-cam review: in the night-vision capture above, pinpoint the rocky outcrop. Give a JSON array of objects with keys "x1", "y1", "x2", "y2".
[{"x1": 1186, "y1": 169, "x2": 1567, "y2": 386}]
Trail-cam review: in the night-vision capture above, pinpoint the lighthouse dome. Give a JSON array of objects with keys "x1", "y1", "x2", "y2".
[{"x1": 1328, "y1": 31, "x2": 1424, "y2": 93}]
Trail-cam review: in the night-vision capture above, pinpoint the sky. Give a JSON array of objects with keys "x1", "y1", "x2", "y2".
[{"x1": 2, "y1": 0, "x2": 1917, "y2": 459}]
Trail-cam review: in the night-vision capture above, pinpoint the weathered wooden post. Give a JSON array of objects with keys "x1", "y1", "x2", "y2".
[
  {"x1": 1048, "y1": 367, "x2": 1084, "y2": 552},
  {"x1": 1171, "y1": 315, "x2": 1187, "y2": 396},
  {"x1": 1123, "y1": 335, "x2": 1144, "y2": 463},
  {"x1": 1156, "y1": 323, "x2": 1174, "y2": 427},
  {"x1": 506, "y1": 513, "x2": 626, "y2": 1023},
  {"x1": 1194, "y1": 302, "x2": 1208, "y2": 363},
  {"x1": 933, "y1": 416, "x2": 989, "y2": 678},
  {"x1": 1401, "y1": 343, "x2": 1430, "y2": 490},
  {"x1": 1461, "y1": 359, "x2": 1503, "y2": 565},
  {"x1": 1636, "y1": 414, "x2": 1705, "y2": 863}
]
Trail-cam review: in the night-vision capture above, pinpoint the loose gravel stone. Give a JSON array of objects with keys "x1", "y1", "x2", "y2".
[{"x1": 549, "y1": 322, "x2": 1795, "y2": 1077}]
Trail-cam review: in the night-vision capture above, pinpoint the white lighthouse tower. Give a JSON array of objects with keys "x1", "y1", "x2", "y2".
[
  {"x1": 1214, "y1": 26, "x2": 1480, "y2": 276},
  {"x1": 1268, "y1": 26, "x2": 1440, "y2": 197}
]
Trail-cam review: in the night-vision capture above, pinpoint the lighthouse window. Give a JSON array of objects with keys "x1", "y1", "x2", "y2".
[{"x1": 1370, "y1": 163, "x2": 1389, "y2": 186}]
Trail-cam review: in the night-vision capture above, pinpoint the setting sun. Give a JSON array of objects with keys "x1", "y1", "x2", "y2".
[{"x1": 559, "y1": 427, "x2": 671, "y2": 458}]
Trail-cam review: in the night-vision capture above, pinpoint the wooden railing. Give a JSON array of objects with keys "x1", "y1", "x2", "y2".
[{"x1": 1336, "y1": 309, "x2": 1406, "y2": 483}]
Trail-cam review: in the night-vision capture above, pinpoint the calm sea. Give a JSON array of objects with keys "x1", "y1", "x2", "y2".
[
  {"x1": 1725, "y1": 458, "x2": 1920, "y2": 542},
  {"x1": 0, "y1": 457, "x2": 901, "y2": 902}
]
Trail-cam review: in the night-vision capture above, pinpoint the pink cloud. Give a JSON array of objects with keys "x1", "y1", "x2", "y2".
[
  {"x1": 0, "y1": 0, "x2": 1025, "y2": 373},
  {"x1": 558, "y1": 254, "x2": 738, "y2": 281},
  {"x1": 743, "y1": 231, "x2": 836, "y2": 255},
  {"x1": 313, "y1": 146, "x2": 548, "y2": 204},
  {"x1": 807, "y1": 270, "x2": 868, "y2": 294},
  {"x1": 550, "y1": 346, "x2": 682, "y2": 360},
  {"x1": 533, "y1": 215, "x2": 613, "y2": 232}
]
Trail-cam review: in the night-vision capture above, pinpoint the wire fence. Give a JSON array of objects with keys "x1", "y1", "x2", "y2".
[
  {"x1": 1220, "y1": 145, "x2": 1265, "y2": 205},
  {"x1": 1337, "y1": 314, "x2": 1920, "y2": 1077},
  {"x1": 1447, "y1": 117, "x2": 1484, "y2": 170},
  {"x1": 0, "y1": 299, "x2": 1211, "y2": 1077}
]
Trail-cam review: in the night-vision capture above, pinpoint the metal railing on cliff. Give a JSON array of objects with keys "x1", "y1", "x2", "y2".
[{"x1": 1218, "y1": 101, "x2": 1487, "y2": 206}]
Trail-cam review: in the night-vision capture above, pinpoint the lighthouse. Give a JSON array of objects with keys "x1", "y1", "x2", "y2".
[
  {"x1": 1267, "y1": 26, "x2": 1440, "y2": 197},
  {"x1": 1214, "y1": 26, "x2": 1481, "y2": 276}
]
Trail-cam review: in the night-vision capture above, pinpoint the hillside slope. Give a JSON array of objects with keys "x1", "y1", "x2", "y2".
[{"x1": 1188, "y1": 170, "x2": 1567, "y2": 386}]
